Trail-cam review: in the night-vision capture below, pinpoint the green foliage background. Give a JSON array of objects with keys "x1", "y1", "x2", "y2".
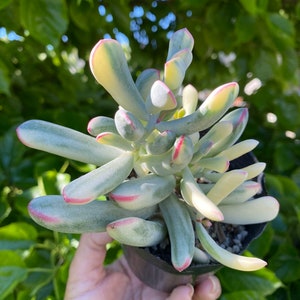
[{"x1": 0, "y1": 0, "x2": 299, "y2": 299}]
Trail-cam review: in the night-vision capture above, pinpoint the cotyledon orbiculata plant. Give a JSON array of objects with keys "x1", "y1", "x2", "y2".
[{"x1": 17, "y1": 28, "x2": 279, "y2": 273}]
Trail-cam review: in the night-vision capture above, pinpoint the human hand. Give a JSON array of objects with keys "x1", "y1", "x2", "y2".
[{"x1": 65, "y1": 232, "x2": 221, "y2": 300}]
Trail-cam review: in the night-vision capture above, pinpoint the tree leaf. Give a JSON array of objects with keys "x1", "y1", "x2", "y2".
[
  {"x1": 218, "y1": 266, "x2": 283, "y2": 296},
  {"x1": 20, "y1": 0, "x2": 68, "y2": 47},
  {"x1": 0, "y1": 61, "x2": 10, "y2": 95},
  {"x1": 239, "y1": 0, "x2": 258, "y2": 15},
  {"x1": 0, "y1": 266, "x2": 28, "y2": 299},
  {"x1": 0, "y1": 222, "x2": 37, "y2": 250},
  {"x1": 220, "y1": 290, "x2": 265, "y2": 300}
]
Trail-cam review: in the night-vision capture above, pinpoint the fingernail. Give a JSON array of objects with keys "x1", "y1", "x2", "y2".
[
  {"x1": 186, "y1": 283, "x2": 194, "y2": 297},
  {"x1": 207, "y1": 276, "x2": 219, "y2": 294}
]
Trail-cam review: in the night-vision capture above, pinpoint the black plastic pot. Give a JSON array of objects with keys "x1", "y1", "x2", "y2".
[{"x1": 123, "y1": 152, "x2": 268, "y2": 292}]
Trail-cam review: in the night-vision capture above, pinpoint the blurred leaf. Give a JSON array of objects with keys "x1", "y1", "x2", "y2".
[
  {"x1": 0, "y1": 61, "x2": 10, "y2": 95},
  {"x1": 0, "y1": 222, "x2": 37, "y2": 250},
  {"x1": 252, "y1": 50, "x2": 278, "y2": 81},
  {"x1": 220, "y1": 290, "x2": 265, "y2": 300},
  {"x1": 0, "y1": 0, "x2": 11, "y2": 10},
  {"x1": 0, "y1": 130, "x2": 22, "y2": 170},
  {"x1": 269, "y1": 240, "x2": 300, "y2": 283},
  {"x1": 239, "y1": 0, "x2": 258, "y2": 15},
  {"x1": 20, "y1": 0, "x2": 68, "y2": 47},
  {"x1": 235, "y1": 14, "x2": 257, "y2": 43},
  {"x1": 281, "y1": 48, "x2": 299, "y2": 81},
  {"x1": 247, "y1": 224, "x2": 274, "y2": 257},
  {"x1": 218, "y1": 266, "x2": 282, "y2": 295},
  {"x1": 274, "y1": 143, "x2": 297, "y2": 172},
  {"x1": 38, "y1": 170, "x2": 70, "y2": 195},
  {"x1": 267, "y1": 13, "x2": 295, "y2": 38},
  {"x1": 0, "y1": 250, "x2": 25, "y2": 267},
  {"x1": 0, "y1": 266, "x2": 28, "y2": 299},
  {"x1": 0, "y1": 189, "x2": 11, "y2": 222}
]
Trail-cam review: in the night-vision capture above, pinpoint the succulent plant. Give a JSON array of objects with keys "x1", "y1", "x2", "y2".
[{"x1": 17, "y1": 28, "x2": 279, "y2": 273}]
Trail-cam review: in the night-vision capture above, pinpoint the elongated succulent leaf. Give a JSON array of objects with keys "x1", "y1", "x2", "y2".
[
  {"x1": 114, "y1": 109, "x2": 146, "y2": 141},
  {"x1": 107, "y1": 217, "x2": 166, "y2": 247},
  {"x1": 159, "y1": 194, "x2": 195, "y2": 272},
  {"x1": 219, "y1": 196, "x2": 279, "y2": 225},
  {"x1": 195, "y1": 222, "x2": 267, "y2": 271},
  {"x1": 87, "y1": 116, "x2": 118, "y2": 136},
  {"x1": 192, "y1": 121, "x2": 233, "y2": 163},
  {"x1": 182, "y1": 84, "x2": 199, "y2": 115},
  {"x1": 207, "y1": 108, "x2": 249, "y2": 157},
  {"x1": 217, "y1": 139, "x2": 259, "y2": 161},
  {"x1": 147, "y1": 80, "x2": 177, "y2": 114},
  {"x1": 135, "y1": 68, "x2": 160, "y2": 101},
  {"x1": 164, "y1": 49, "x2": 193, "y2": 90},
  {"x1": 199, "y1": 181, "x2": 262, "y2": 205},
  {"x1": 16, "y1": 120, "x2": 121, "y2": 166},
  {"x1": 28, "y1": 196, "x2": 156, "y2": 233},
  {"x1": 90, "y1": 39, "x2": 148, "y2": 120},
  {"x1": 181, "y1": 168, "x2": 224, "y2": 221},
  {"x1": 63, "y1": 152, "x2": 134, "y2": 204},
  {"x1": 110, "y1": 174, "x2": 175, "y2": 210},
  {"x1": 141, "y1": 136, "x2": 193, "y2": 176},
  {"x1": 156, "y1": 82, "x2": 239, "y2": 135},
  {"x1": 241, "y1": 163, "x2": 266, "y2": 180},
  {"x1": 146, "y1": 130, "x2": 176, "y2": 155},
  {"x1": 96, "y1": 132, "x2": 132, "y2": 151},
  {"x1": 195, "y1": 156, "x2": 230, "y2": 174},
  {"x1": 206, "y1": 170, "x2": 248, "y2": 205},
  {"x1": 166, "y1": 28, "x2": 194, "y2": 61}
]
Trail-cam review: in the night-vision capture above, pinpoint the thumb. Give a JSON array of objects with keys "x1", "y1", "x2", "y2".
[{"x1": 68, "y1": 232, "x2": 113, "y2": 284}]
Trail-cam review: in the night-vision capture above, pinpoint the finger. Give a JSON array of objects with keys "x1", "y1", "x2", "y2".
[
  {"x1": 67, "y1": 232, "x2": 113, "y2": 290},
  {"x1": 166, "y1": 284, "x2": 194, "y2": 300},
  {"x1": 193, "y1": 275, "x2": 221, "y2": 300}
]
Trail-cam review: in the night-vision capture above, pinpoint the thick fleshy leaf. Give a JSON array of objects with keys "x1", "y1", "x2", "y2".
[
  {"x1": 195, "y1": 156, "x2": 230, "y2": 173},
  {"x1": 107, "y1": 217, "x2": 166, "y2": 247},
  {"x1": 208, "y1": 108, "x2": 249, "y2": 157},
  {"x1": 195, "y1": 222, "x2": 267, "y2": 271},
  {"x1": 114, "y1": 109, "x2": 146, "y2": 141},
  {"x1": 28, "y1": 195, "x2": 156, "y2": 233},
  {"x1": 159, "y1": 194, "x2": 195, "y2": 272},
  {"x1": 166, "y1": 28, "x2": 194, "y2": 61},
  {"x1": 87, "y1": 116, "x2": 118, "y2": 137},
  {"x1": 241, "y1": 163, "x2": 266, "y2": 180},
  {"x1": 206, "y1": 170, "x2": 248, "y2": 205},
  {"x1": 219, "y1": 196, "x2": 280, "y2": 225},
  {"x1": 199, "y1": 181, "x2": 262, "y2": 205},
  {"x1": 89, "y1": 39, "x2": 148, "y2": 120},
  {"x1": 182, "y1": 84, "x2": 199, "y2": 115},
  {"x1": 147, "y1": 80, "x2": 177, "y2": 114},
  {"x1": 171, "y1": 135, "x2": 194, "y2": 166},
  {"x1": 193, "y1": 247, "x2": 210, "y2": 264},
  {"x1": 180, "y1": 167, "x2": 224, "y2": 221},
  {"x1": 135, "y1": 68, "x2": 160, "y2": 101},
  {"x1": 192, "y1": 121, "x2": 233, "y2": 163},
  {"x1": 145, "y1": 130, "x2": 176, "y2": 155},
  {"x1": 141, "y1": 136, "x2": 193, "y2": 176},
  {"x1": 16, "y1": 120, "x2": 121, "y2": 166},
  {"x1": 156, "y1": 82, "x2": 239, "y2": 135},
  {"x1": 110, "y1": 174, "x2": 175, "y2": 210},
  {"x1": 96, "y1": 132, "x2": 132, "y2": 151},
  {"x1": 164, "y1": 49, "x2": 193, "y2": 90},
  {"x1": 63, "y1": 152, "x2": 134, "y2": 204},
  {"x1": 217, "y1": 139, "x2": 259, "y2": 161}
]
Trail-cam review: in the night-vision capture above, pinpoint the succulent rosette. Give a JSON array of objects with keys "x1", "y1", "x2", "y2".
[{"x1": 17, "y1": 28, "x2": 279, "y2": 273}]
